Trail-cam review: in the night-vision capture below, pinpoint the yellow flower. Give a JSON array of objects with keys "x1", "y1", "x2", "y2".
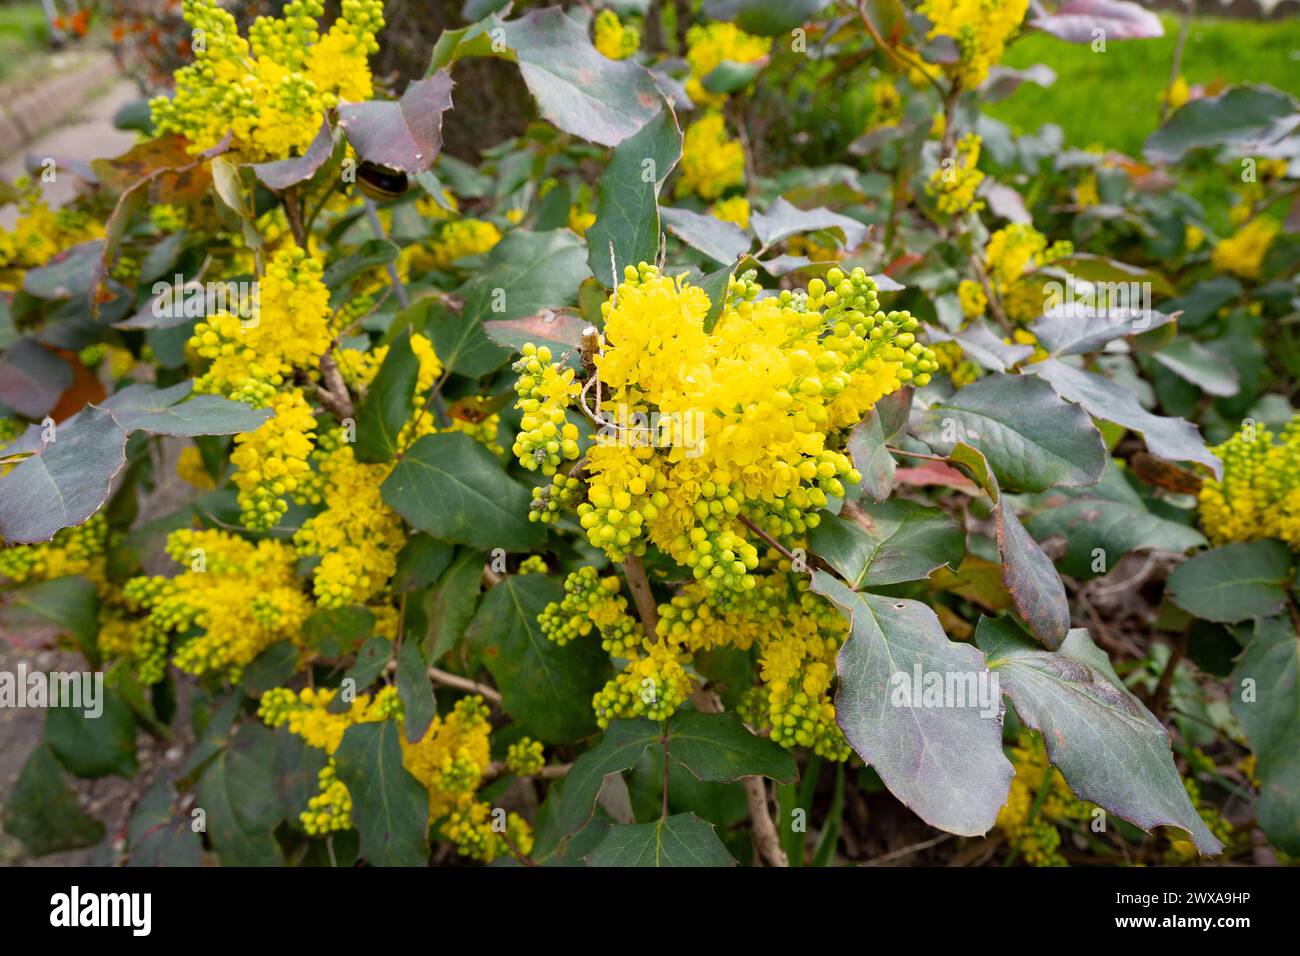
[
  {"x1": 1199, "y1": 416, "x2": 1300, "y2": 549},
  {"x1": 926, "y1": 132, "x2": 985, "y2": 215},
  {"x1": 676, "y1": 111, "x2": 745, "y2": 201},
  {"x1": 1211, "y1": 218, "x2": 1279, "y2": 279},
  {"x1": 593, "y1": 9, "x2": 639, "y2": 60},
  {"x1": 150, "y1": 0, "x2": 385, "y2": 162},
  {"x1": 958, "y1": 278, "x2": 986, "y2": 318},
  {"x1": 710, "y1": 195, "x2": 750, "y2": 229},
  {"x1": 684, "y1": 21, "x2": 769, "y2": 108},
  {"x1": 918, "y1": 0, "x2": 1028, "y2": 91}
]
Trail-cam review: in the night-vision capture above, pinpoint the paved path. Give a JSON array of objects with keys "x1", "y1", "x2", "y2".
[{"x1": 1, "y1": 76, "x2": 139, "y2": 227}]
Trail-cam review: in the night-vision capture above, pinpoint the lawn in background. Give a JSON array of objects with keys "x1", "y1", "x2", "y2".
[
  {"x1": 985, "y1": 14, "x2": 1300, "y2": 157},
  {"x1": 0, "y1": 1, "x2": 51, "y2": 85}
]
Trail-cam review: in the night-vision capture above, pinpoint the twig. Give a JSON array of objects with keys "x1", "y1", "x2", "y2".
[
  {"x1": 363, "y1": 197, "x2": 410, "y2": 310},
  {"x1": 861, "y1": 832, "x2": 954, "y2": 866},
  {"x1": 427, "y1": 666, "x2": 502, "y2": 706},
  {"x1": 622, "y1": 553, "x2": 660, "y2": 637},
  {"x1": 316, "y1": 352, "x2": 355, "y2": 420},
  {"x1": 483, "y1": 761, "x2": 571, "y2": 782},
  {"x1": 744, "y1": 778, "x2": 789, "y2": 867}
]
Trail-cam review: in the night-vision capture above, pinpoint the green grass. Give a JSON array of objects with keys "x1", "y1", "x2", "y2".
[
  {"x1": 0, "y1": 2, "x2": 49, "y2": 85},
  {"x1": 984, "y1": 14, "x2": 1300, "y2": 157}
]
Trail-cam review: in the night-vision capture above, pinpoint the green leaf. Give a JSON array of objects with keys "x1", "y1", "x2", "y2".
[
  {"x1": 0, "y1": 338, "x2": 72, "y2": 417},
  {"x1": 751, "y1": 197, "x2": 868, "y2": 250},
  {"x1": 0, "y1": 406, "x2": 128, "y2": 544},
  {"x1": 665, "y1": 711, "x2": 797, "y2": 784},
  {"x1": 0, "y1": 575, "x2": 100, "y2": 665},
  {"x1": 553, "y1": 719, "x2": 662, "y2": 839},
  {"x1": 303, "y1": 606, "x2": 374, "y2": 658},
  {"x1": 809, "y1": 500, "x2": 963, "y2": 588},
  {"x1": 393, "y1": 534, "x2": 454, "y2": 593},
  {"x1": 1022, "y1": 462, "x2": 1206, "y2": 580},
  {"x1": 424, "y1": 549, "x2": 483, "y2": 659},
  {"x1": 46, "y1": 687, "x2": 138, "y2": 779},
  {"x1": 701, "y1": 0, "x2": 826, "y2": 36},
  {"x1": 460, "y1": 229, "x2": 590, "y2": 325},
  {"x1": 355, "y1": 326, "x2": 419, "y2": 462},
  {"x1": 1167, "y1": 540, "x2": 1294, "y2": 624},
  {"x1": 1043, "y1": 253, "x2": 1174, "y2": 297},
  {"x1": 491, "y1": 8, "x2": 665, "y2": 147},
  {"x1": 252, "y1": 118, "x2": 336, "y2": 190},
  {"x1": 464, "y1": 574, "x2": 608, "y2": 742},
  {"x1": 1144, "y1": 85, "x2": 1296, "y2": 163},
  {"x1": 383, "y1": 432, "x2": 544, "y2": 551},
  {"x1": 337, "y1": 637, "x2": 394, "y2": 703},
  {"x1": 978, "y1": 616, "x2": 1224, "y2": 855},
  {"x1": 1031, "y1": 305, "x2": 1176, "y2": 357},
  {"x1": 126, "y1": 776, "x2": 203, "y2": 866},
  {"x1": 588, "y1": 107, "x2": 682, "y2": 287},
  {"x1": 810, "y1": 573, "x2": 1013, "y2": 836},
  {"x1": 914, "y1": 373, "x2": 1106, "y2": 493},
  {"x1": 323, "y1": 238, "x2": 400, "y2": 293},
  {"x1": 1028, "y1": 357, "x2": 1221, "y2": 478},
  {"x1": 196, "y1": 723, "x2": 284, "y2": 866},
  {"x1": 1151, "y1": 339, "x2": 1240, "y2": 398},
  {"x1": 846, "y1": 389, "x2": 911, "y2": 501},
  {"x1": 1230, "y1": 617, "x2": 1300, "y2": 854},
  {"x1": 397, "y1": 639, "x2": 437, "y2": 743},
  {"x1": 2, "y1": 744, "x2": 106, "y2": 856},
  {"x1": 701, "y1": 59, "x2": 766, "y2": 94},
  {"x1": 337, "y1": 72, "x2": 454, "y2": 174},
  {"x1": 333, "y1": 720, "x2": 430, "y2": 866},
  {"x1": 241, "y1": 643, "x2": 300, "y2": 696},
  {"x1": 100, "y1": 381, "x2": 272, "y2": 436},
  {"x1": 660, "y1": 206, "x2": 751, "y2": 266},
  {"x1": 585, "y1": 812, "x2": 736, "y2": 866},
  {"x1": 418, "y1": 296, "x2": 510, "y2": 379},
  {"x1": 948, "y1": 441, "x2": 1070, "y2": 650},
  {"x1": 272, "y1": 727, "x2": 329, "y2": 829}
]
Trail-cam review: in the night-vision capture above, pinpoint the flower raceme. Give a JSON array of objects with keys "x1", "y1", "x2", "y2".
[
  {"x1": 918, "y1": 0, "x2": 1029, "y2": 91},
  {"x1": 512, "y1": 264, "x2": 936, "y2": 591},
  {"x1": 1198, "y1": 416, "x2": 1300, "y2": 548},
  {"x1": 150, "y1": 0, "x2": 384, "y2": 162}
]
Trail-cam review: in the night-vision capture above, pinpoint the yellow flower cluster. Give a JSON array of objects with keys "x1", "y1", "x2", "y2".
[
  {"x1": 505, "y1": 737, "x2": 546, "y2": 776},
  {"x1": 918, "y1": 0, "x2": 1028, "y2": 90},
  {"x1": 149, "y1": 0, "x2": 384, "y2": 162},
  {"x1": 662, "y1": 567, "x2": 852, "y2": 760},
  {"x1": 262, "y1": 688, "x2": 532, "y2": 861},
  {"x1": 191, "y1": 246, "x2": 333, "y2": 408},
  {"x1": 983, "y1": 224, "x2": 1073, "y2": 325},
  {"x1": 996, "y1": 730, "x2": 1091, "y2": 866},
  {"x1": 593, "y1": 9, "x2": 639, "y2": 60},
  {"x1": 592, "y1": 637, "x2": 693, "y2": 727},
  {"x1": 294, "y1": 433, "x2": 405, "y2": 607},
  {"x1": 958, "y1": 278, "x2": 986, "y2": 318},
  {"x1": 1212, "y1": 218, "x2": 1279, "y2": 280},
  {"x1": 511, "y1": 344, "x2": 581, "y2": 476},
  {"x1": 230, "y1": 388, "x2": 317, "y2": 531},
  {"x1": 537, "y1": 265, "x2": 934, "y2": 596},
  {"x1": 540, "y1": 566, "x2": 643, "y2": 656},
  {"x1": 123, "y1": 528, "x2": 312, "y2": 681},
  {"x1": 423, "y1": 219, "x2": 502, "y2": 271},
  {"x1": 710, "y1": 196, "x2": 750, "y2": 229},
  {"x1": 0, "y1": 178, "x2": 102, "y2": 290},
  {"x1": 676, "y1": 112, "x2": 746, "y2": 201},
  {"x1": 683, "y1": 21, "x2": 769, "y2": 108},
  {"x1": 932, "y1": 340, "x2": 982, "y2": 387},
  {"x1": 176, "y1": 445, "x2": 217, "y2": 490},
  {"x1": 926, "y1": 133, "x2": 985, "y2": 216},
  {"x1": 1198, "y1": 416, "x2": 1300, "y2": 548},
  {"x1": 0, "y1": 513, "x2": 108, "y2": 584}
]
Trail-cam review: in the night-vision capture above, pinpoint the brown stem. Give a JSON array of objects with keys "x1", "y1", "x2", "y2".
[
  {"x1": 283, "y1": 186, "x2": 307, "y2": 249},
  {"x1": 316, "y1": 352, "x2": 355, "y2": 420},
  {"x1": 622, "y1": 553, "x2": 660, "y2": 637},
  {"x1": 743, "y1": 778, "x2": 789, "y2": 867},
  {"x1": 427, "y1": 666, "x2": 502, "y2": 706},
  {"x1": 1151, "y1": 630, "x2": 1188, "y2": 720}
]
